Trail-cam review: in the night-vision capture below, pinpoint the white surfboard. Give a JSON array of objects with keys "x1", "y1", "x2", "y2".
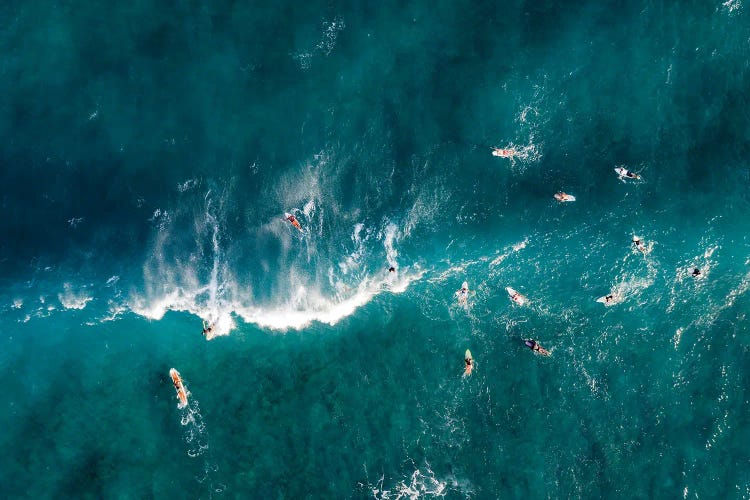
[
  {"x1": 554, "y1": 193, "x2": 576, "y2": 202},
  {"x1": 456, "y1": 282, "x2": 469, "y2": 302},
  {"x1": 506, "y1": 287, "x2": 527, "y2": 305},
  {"x1": 596, "y1": 294, "x2": 617, "y2": 306},
  {"x1": 615, "y1": 167, "x2": 640, "y2": 179}
]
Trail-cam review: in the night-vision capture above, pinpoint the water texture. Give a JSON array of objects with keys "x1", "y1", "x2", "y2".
[{"x1": 1, "y1": 0, "x2": 749, "y2": 497}]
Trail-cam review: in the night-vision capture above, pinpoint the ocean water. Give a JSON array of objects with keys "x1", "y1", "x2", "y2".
[{"x1": 2, "y1": 0, "x2": 750, "y2": 497}]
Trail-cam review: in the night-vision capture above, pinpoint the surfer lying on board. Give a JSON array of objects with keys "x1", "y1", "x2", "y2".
[
  {"x1": 492, "y1": 147, "x2": 517, "y2": 158},
  {"x1": 389, "y1": 267, "x2": 396, "y2": 273},
  {"x1": 286, "y1": 213, "x2": 302, "y2": 231},
  {"x1": 692, "y1": 268, "x2": 701, "y2": 277},
  {"x1": 632, "y1": 236, "x2": 647, "y2": 253},
  {"x1": 604, "y1": 294, "x2": 615, "y2": 303},
  {"x1": 554, "y1": 192, "x2": 575, "y2": 202},
  {"x1": 617, "y1": 168, "x2": 640, "y2": 179},
  {"x1": 456, "y1": 283, "x2": 469, "y2": 303},
  {"x1": 202, "y1": 321, "x2": 214, "y2": 337},
  {"x1": 524, "y1": 339, "x2": 550, "y2": 356},
  {"x1": 464, "y1": 352, "x2": 474, "y2": 377}
]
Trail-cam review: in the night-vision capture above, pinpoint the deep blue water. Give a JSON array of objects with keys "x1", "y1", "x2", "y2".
[{"x1": 2, "y1": 0, "x2": 750, "y2": 497}]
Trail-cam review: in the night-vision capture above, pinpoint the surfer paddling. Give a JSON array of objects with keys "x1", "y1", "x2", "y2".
[
  {"x1": 455, "y1": 282, "x2": 469, "y2": 303},
  {"x1": 554, "y1": 192, "x2": 575, "y2": 202},
  {"x1": 202, "y1": 320, "x2": 214, "y2": 337},
  {"x1": 464, "y1": 350, "x2": 474, "y2": 377},
  {"x1": 632, "y1": 235, "x2": 647, "y2": 253},
  {"x1": 285, "y1": 213, "x2": 303, "y2": 232},
  {"x1": 169, "y1": 368, "x2": 188, "y2": 407},
  {"x1": 615, "y1": 167, "x2": 640, "y2": 180},
  {"x1": 691, "y1": 267, "x2": 701, "y2": 277},
  {"x1": 524, "y1": 339, "x2": 550, "y2": 356},
  {"x1": 492, "y1": 147, "x2": 517, "y2": 158}
]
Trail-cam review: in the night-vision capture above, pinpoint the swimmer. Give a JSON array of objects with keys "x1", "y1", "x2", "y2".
[
  {"x1": 524, "y1": 339, "x2": 550, "y2": 356},
  {"x1": 285, "y1": 213, "x2": 303, "y2": 232},
  {"x1": 691, "y1": 268, "x2": 701, "y2": 277},
  {"x1": 464, "y1": 351, "x2": 474, "y2": 377},
  {"x1": 492, "y1": 147, "x2": 517, "y2": 158}
]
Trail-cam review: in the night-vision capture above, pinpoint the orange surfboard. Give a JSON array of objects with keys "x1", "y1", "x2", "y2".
[
  {"x1": 285, "y1": 213, "x2": 303, "y2": 232},
  {"x1": 169, "y1": 368, "x2": 188, "y2": 407}
]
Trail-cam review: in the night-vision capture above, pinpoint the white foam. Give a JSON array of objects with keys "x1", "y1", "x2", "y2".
[
  {"x1": 58, "y1": 283, "x2": 92, "y2": 310},
  {"x1": 177, "y1": 179, "x2": 198, "y2": 193},
  {"x1": 722, "y1": 0, "x2": 741, "y2": 13},
  {"x1": 382, "y1": 222, "x2": 399, "y2": 270},
  {"x1": 371, "y1": 469, "x2": 447, "y2": 499}
]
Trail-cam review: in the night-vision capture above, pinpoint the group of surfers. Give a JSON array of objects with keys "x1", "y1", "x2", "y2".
[
  {"x1": 455, "y1": 281, "x2": 549, "y2": 378},
  {"x1": 208, "y1": 190, "x2": 704, "y2": 378}
]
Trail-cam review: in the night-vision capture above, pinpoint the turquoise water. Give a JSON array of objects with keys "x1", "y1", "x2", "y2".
[{"x1": 2, "y1": 0, "x2": 750, "y2": 497}]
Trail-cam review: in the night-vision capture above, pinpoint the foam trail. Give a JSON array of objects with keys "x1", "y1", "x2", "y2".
[{"x1": 175, "y1": 386, "x2": 225, "y2": 496}]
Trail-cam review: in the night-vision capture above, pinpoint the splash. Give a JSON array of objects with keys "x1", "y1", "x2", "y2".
[
  {"x1": 174, "y1": 382, "x2": 225, "y2": 495},
  {"x1": 58, "y1": 283, "x2": 92, "y2": 310},
  {"x1": 371, "y1": 466, "x2": 447, "y2": 499}
]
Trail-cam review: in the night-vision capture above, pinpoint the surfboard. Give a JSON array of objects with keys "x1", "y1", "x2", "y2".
[
  {"x1": 169, "y1": 368, "x2": 188, "y2": 408},
  {"x1": 284, "y1": 213, "x2": 303, "y2": 232},
  {"x1": 456, "y1": 282, "x2": 469, "y2": 302},
  {"x1": 615, "y1": 167, "x2": 639, "y2": 179},
  {"x1": 492, "y1": 148, "x2": 515, "y2": 158},
  {"x1": 596, "y1": 294, "x2": 617, "y2": 306},
  {"x1": 463, "y1": 349, "x2": 474, "y2": 376},
  {"x1": 506, "y1": 287, "x2": 527, "y2": 305},
  {"x1": 554, "y1": 193, "x2": 576, "y2": 202}
]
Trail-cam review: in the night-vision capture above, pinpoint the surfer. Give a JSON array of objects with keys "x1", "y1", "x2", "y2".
[
  {"x1": 456, "y1": 283, "x2": 469, "y2": 303},
  {"x1": 691, "y1": 268, "x2": 701, "y2": 277},
  {"x1": 169, "y1": 368, "x2": 188, "y2": 407},
  {"x1": 632, "y1": 236, "x2": 646, "y2": 253},
  {"x1": 492, "y1": 147, "x2": 516, "y2": 158},
  {"x1": 604, "y1": 294, "x2": 614, "y2": 303},
  {"x1": 524, "y1": 339, "x2": 550, "y2": 356},
  {"x1": 388, "y1": 266, "x2": 396, "y2": 273},
  {"x1": 554, "y1": 192, "x2": 574, "y2": 202},
  {"x1": 286, "y1": 213, "x2": 302, "y2": 232},
  {"x1": 464, "y1": 352, "x2": 474, "y2": 377},
  {"x1": 617, "y1": 168, "x2": 640, "y2": 179},
  {"x1": 202, "y1": 321, "x2": 214, "y2": 337}
]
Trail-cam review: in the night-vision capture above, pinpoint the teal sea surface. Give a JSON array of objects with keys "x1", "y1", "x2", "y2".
[{"x1": 2, "y1": 0, "x2": 750, "y2": 497}]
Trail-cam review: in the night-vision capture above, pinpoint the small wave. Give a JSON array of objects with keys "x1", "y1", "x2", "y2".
[
  {"x1": 722, "y1": 0, "x2": 741, "y2": 13},
  {"x1": 370, "y1": 468, "x2": 447, "y2": 500},
  {"x1": 177, "y1": 179, "x2": 199, "y2": 193},
  {"x1": 67, "y1": 217, "x2": 84, "y2": 228},
  {"x1": 58, "y1": 283, "x2": 92, "y2": 310},
  {"x1": 132, "y1": 269, "x2": 421, "y2": 333}
]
